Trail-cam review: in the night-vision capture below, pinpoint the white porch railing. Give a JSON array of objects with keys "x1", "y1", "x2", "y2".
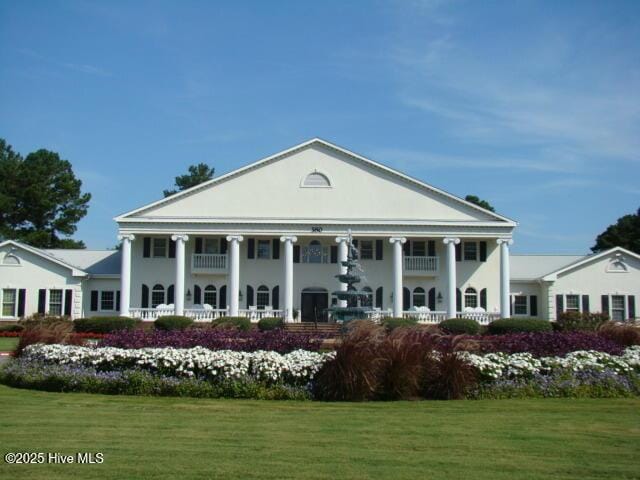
[
  {"x1": 456, "y1": 311, "x2": 500, "y2": 325},
  {"x1": 184, "y1": 308, "x2": 228, "y2": 321},
  {"x1": 404, "y1": 256, "x2": 439, "y2": 273},
  {"x1": 364, "y1": 309, "x2": 498, "y2": 325},
  {"x1": 130, "y1": 306, "x2": 284, "y2": 323},
  {"x1": 191, "y1": 253, "x2": 227, "y2": 272},
  {"x1": 238, "y1": 308, "x2": 284, "y2": 322},
  {"x1": 130, "y1": 307, "x2": 175, "y2": 320}
]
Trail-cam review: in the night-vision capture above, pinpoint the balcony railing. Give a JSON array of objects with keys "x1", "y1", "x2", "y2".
[
  {"x1": 404, "y1": 255, "x2": 439, "y2": 274},
  {"x1": 191, "y1": 253, "x2": 227, "y2": 273}
]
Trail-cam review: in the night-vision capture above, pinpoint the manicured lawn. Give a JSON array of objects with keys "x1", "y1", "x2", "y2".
[
  {"x1": 0, "y1": 337, "x2": 18, "y2": 352},
  {"x1": 0, "y1": 385, "x2": 638, "y2": 479}
]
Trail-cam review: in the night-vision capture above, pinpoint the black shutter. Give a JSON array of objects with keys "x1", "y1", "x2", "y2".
[
  {"x1": 246, "y1": 285, "x2": 254, "y2": 308},
  {"x1": 272, "y1": 286, "x2": 279, "y2": 310},
  {"x1": 480, "y1": 288, "x2": 487, "y2": 309},
  {"x1": 428, "y1": 287, "x2": 436, "y2": 311},
  {"x1": 194, "y1": 285, "x2": 201, "y2": 305},
  {"x1": 403, "y1": 287, "x2": 410, "y2": 311},
  {"x1": 601, "y1": 295, "x2": 609, "y2": 317},
  {"x1": 376, "y1": 239, "x2": 383, "y2": 260},
  {"x1": 403, "y1": 240, "x2": 410, "y2": 256},
  {"x1": 479, "y1": 241, "x2": 487, "y2": 262},
  {"x1": 247, "y1": 238, "x2": 255, "y2": 259},
  {"x1": 219, "y1": 285, "x2": 227, "y2": 310},
  {"x1": 38, "y1": 289, "x2": 47, "y2": 314},
  {"x1": 143, "y1": 237, "x2": 151, "y2": 258},
  {"x1": 510, "y1": 298, "x2": 513, "y2": 316},
  {"x1": 330, "y1": 245, "x2": 338, "y2": 264},
  {"x1": 427, "y1": 240, "x2": 436, "y2": 257},
  {"x1": 530, "y1": 295, "x2": 538, "y2": 317},
  {"x1": 116, "y1": 291, "x2": 121, "y2": 311},
  {"x1": 90, "y1": 290, "x2": 99, "y2": 311},
  {"x1": 556, "y1": 294, "x2": 564, "y2": 318},
  {"x1": 141, "y1": 284, "x2": 149, "y2": 308},
  {"x1": 455, "y1": 243, "x2": 462, "y2": 261},
  {"x1": 293, "y1": 245, "x2": 300, "y2": 263},
  {"x1": 272, "y1": 238, "x2": 280, "y2": 260},
  {"x1": 168, "y1": 239, "x2": 176, "y2": 258},
  {"x1": 220, "y1": 238, "x2": 228, "y2": 254},
  {"x1": 375, "y1": 287, "x2": 383, "y2": 309},
  {"x1": 456, "y1": 289, "x2": 462, "y2": 313},
  {"x1": 582, "y1": 295, "x2": 590, "y2": 313},
  {"x1": 195, "y1": 238, "x2": 203, "y2": 254},
  {"x1": 64, "y1": 289, "x2": 73, "y2": 316},
  {"x1": 628, "y1": 296, "x2": 636, "y2": 320},
  {"x1": 17, "y1": 289, "x2": 26, "y2": 317},
  {"x1": 167, "y1": 285, "x2": 175, "y2": 304}
]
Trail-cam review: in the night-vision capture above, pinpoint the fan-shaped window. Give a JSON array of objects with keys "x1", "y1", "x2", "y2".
[
  {"x1": 607, "y1": 255, "x2": 628, "y2": 273},
  {"x1": 256, "y1": 285, "x2": 270, "y2": 309},
  {"x1": 151, "y1": 284, "x2": 165, "y2": 308},
  {"x1": 204, "y1": 285, "x2": 217, "y2": 308},
  {"x1": 302, "y1": 171, "x2": 331, "y2": 188},
  {"x1": 464, "y1": 287, "x2": 478, "y2": 308},
  {"x1": 413, "y1": 287, "x2": 426, "y2": 308},
  {"x1": 2, "y1": 254, "x2": 20, "y2": 265}
]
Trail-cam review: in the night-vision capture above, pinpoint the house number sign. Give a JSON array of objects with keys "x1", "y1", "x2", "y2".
[{"x1": 311, "y1": 226, "x2": 323, "y2": 233}]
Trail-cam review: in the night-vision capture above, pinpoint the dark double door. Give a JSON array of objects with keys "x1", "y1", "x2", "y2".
[{"x1": 301, "y1": 291, "x2": 328, "y2": 323}]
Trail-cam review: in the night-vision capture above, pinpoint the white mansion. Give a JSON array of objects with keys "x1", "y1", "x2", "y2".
[{"x1": 0, "y1": 139, "x2": 638, "y2": 323}]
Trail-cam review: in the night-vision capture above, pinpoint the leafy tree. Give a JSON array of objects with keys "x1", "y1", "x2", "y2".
[
  {"x1": 592, "y1": 208, "x2": 640, "y2": 254},
  {"x1": 465, "y1": 194, "x2": 495, "y2": 212},
  {"x1": 164, "y1": 163, "x2": 214, "y2": 197},
  {"x1": 0, "y1": 139, "x2": 90, "y2": 249}
]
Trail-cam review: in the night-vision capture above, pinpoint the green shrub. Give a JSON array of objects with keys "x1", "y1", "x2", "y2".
[
  {"x1": 154, "y1": 316, "x2": 193, "y2": 331},
  {"x1": 487, "y1": 318, "x2": 553, "y2": 335},
  {"x1": 258, "y1": 317, "x2": 284, "y2": 331},
  {"x1": 74, "y1": 317, "x2": 139, "y2": 334},
  {"x1": 439, "y1": 318, "x2": 481, "y2": 335},
  {"x1": 556, "y1": 311, "x2": 609, "y2": 332},
  {"x1": 212, "y1": 316, "x2": 252, "y2": 331},
  {"x1": 0, "y1": 323, "x2": 24, "y2": 333},
  {"x1": 380, "y1": 317, "x2": 417, "y2": 331}
]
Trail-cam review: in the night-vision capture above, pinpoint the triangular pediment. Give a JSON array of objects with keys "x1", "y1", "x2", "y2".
[{"x1": 118, "y1": 139, "x2": 514, "y2": 225}]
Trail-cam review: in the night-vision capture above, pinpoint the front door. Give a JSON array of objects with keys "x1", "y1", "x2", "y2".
[{"x1": 301, "y1": 291, "x2": 329, "y2": 322}]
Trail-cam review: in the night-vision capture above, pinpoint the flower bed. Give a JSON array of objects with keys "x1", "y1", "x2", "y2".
[{"x1": 99, "y1": 329, "x2": 329, "y2": 353}]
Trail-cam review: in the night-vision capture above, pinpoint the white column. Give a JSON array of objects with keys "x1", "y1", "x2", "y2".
[
  {"x1": 497, "y1": 239, "x2": 513, "y2": 318},
  {"x1": 226, "y1": 235, "x2": 243, "y2": 316},
  {"x1": 280, "y1": 235, "x2": 297, "y2": 322},
  {"x1": 443, "y1": 237, "x2": 460, "y2": 318},
  {"x1": 335, "y1": 236, "x2": 349, "y2": 308},
  {"x1": 117, "y1": 234, "x2": 135, "y2": 317},
  {"x1": 389, "y1": 237, "x2": 406, "y2": 317},
  {"x1": 171, "y1": 234, "x2": 189, "y2": 316}
]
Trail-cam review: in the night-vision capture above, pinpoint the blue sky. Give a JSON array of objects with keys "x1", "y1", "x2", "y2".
[{"x1": 1, "y1": 0, "x2": 638, "y2": 253}]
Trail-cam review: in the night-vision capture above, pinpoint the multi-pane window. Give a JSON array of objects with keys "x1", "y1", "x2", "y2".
[
  {"x1": 412, "y1": 241, "x2": 426, "y2": 257},
  {"x1": 256, "y1": 285, "x2": 270, "y2": 309},
  {"x1": 513, "y1": 295, "x2": 528, "y2": 315},
  {"x1": 153, "y1": 238, "x2": 167, "y2": 258},
  {"x1": 2, "y1": 289, "x2": 16, "y2": 317},
  {"x1": 464, "y1": 288, "x2": 478, "y2": 308},
  {"x1": 362, "y1": 287, "x2": 373, "y2": 308},
  {"x1": 49, "y1": 289, "x2": 63, "y2": 315},
  {"x1": 413, "y1": 287, "x2": 426, "y2": 308},
  {"x1": 151, "y1": 284, "x2": 165, "y2": 308},
  {"x1": 203, "y1": 238, "x2": 219, "y2": 254},
  {"x1": 303, "y1": 241, "x2": 328, "y2": 263},
  {"x1": 204, "y1": 285, "x2": 217, "y2": 308},
  {"x1": 565, "y1": 295, "x2": 580, "y2": 312},
  {"x1": 359, "y1": 241, "x2": 373, "y2": 260},
  {"x1": 257, "y1": 240, "x2": 271, "y2": 259},
  {"x1": 464, "y1": 242, "x2": 478, "y2": 261},
  {"x1": 101, "y1": 291, "x2": 115, "y2": 311},
  {"x1": 611, "y1": 295, "x2": 626, "y2": 321}
]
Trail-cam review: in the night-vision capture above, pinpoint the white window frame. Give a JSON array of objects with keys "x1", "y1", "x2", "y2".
[
  {"x1": 203, "y1": 285, "x2": 217, "y2": 308},
  {"x1": 513, "y1": 295, "x2": 528, "y2": 316},
  {"x1": 256, "y1": 240, "x2": 271, "y2": 260},
  {"x1": 48, "y1": 289, "x2": 64, "y2": 316},
  {"x1": 412, "y1": 241, "x2": 426, "y2": 257},
  {"x1": 256, "y1": 285, "x2": 270, "y2": 309},
  {"x1": 100, "y1": 290, "x2": 116, "y2": 312},
  {"x1": 610, "y1": 295, "x2": 626, "y2": 321},
  {"x1": 463, "y1": 242, "x2": 478, "y2": 261},
  {"x1": 565, "y1": 294, "x2": 580, "y2": 312},
  {"x1": 359, "y1": 240, "x2": 374, "y2": 260},
  {"x1": 302, "y1": 241, "x2": 329, "y2": 264},
  {"x1": 1, "y1": 288, "x2": 18, "y2": 318},
  {"x1": 412, "y1": 287, "x2": 426, "y2": 308},
  {"x1": 151, "y1": 284, "x2": 165, "y2": 308},
  {"x1": 464, "y1": 287, "x2": 478, "y2": 308},
  {"x1": 152, "y1": 238, "x2": 168, "y2": 258}
]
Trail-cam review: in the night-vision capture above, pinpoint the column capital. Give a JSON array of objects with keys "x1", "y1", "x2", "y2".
[
  {"x1": 389, "y1": 237, "x2": 407, "y2": 244},
  {"x1": 117, "y1": 234, "x2": 135, "y2": 242},
  {"x1": 335, "y1": 236, "x2": 349, "y2": 244},
  {"x1": 280, "y1": 235, "x2": 298, "y2": 243},
  {"x1": 497, "y1": 238, "x2": 514, "y2": 246},
  {"x1": 226, "y1": 235, "x2": 244, "y2": 242},
  {"x1": 171, "y1": 234, "x2": 189, "y2": 242},
  {"x1": 443, "y1": 237, "x2": 460, "y2": 245}
]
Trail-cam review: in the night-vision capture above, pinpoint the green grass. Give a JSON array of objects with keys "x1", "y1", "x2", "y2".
[
  {"x1": 0, "y1": 337, "x2": 18, "y2": 352},
  {"x1": 0, "y1": 385, "x2": 638, "y2": 479}
]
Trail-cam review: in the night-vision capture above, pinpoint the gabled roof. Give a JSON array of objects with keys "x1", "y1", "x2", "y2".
[
  {"x1": 541, "y1": 247, "x2": 640, "y2": 281},
  {"x1": 115, "y1": 138, "x2": 517, "y2": 225},
  {"x1": 0, "y1": 240, "x2": 87, "y2": 277},
  {"x1": 43, "y1": 249, "x2": 121, "y2": 276}
]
